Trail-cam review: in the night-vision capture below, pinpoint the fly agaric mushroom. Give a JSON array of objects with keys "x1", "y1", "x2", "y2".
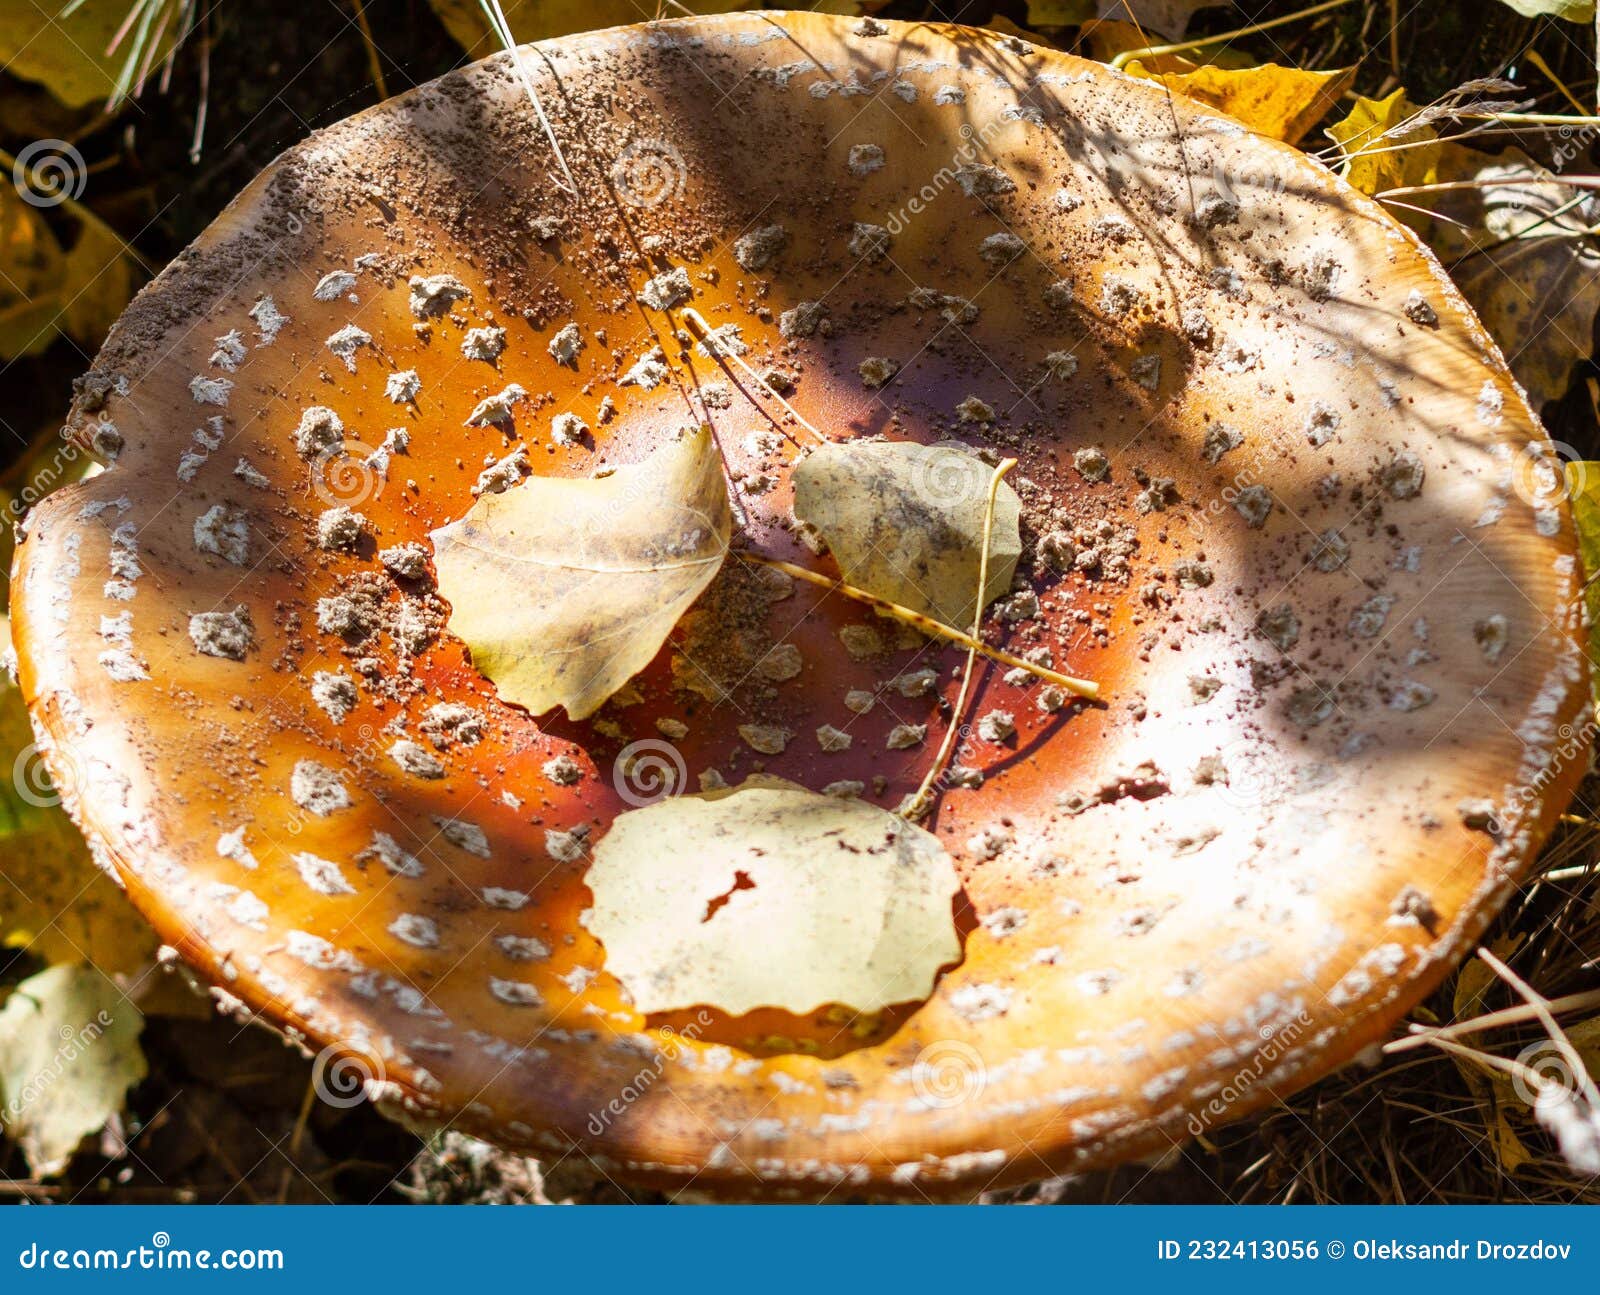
[{"x1": 11, "y1": 12, "x2": 1588, "y2": 1198}]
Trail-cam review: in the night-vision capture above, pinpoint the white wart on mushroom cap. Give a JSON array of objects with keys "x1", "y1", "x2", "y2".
[{"x1": 11, "y1": 12, "x2": 1587, "y2": 1198}]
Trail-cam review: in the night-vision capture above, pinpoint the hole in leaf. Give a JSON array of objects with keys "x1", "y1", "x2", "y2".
[{"x1": 702, "y1": 870, "x2": 755, "y2": 923}]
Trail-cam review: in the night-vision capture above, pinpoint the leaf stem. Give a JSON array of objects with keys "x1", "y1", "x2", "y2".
[
  {"x1": 903, "y1": 458, "x2": 1015, "y2": 822},
  {"x1": 739, "y1": 552, "x2": 1100, "y2": 700}
]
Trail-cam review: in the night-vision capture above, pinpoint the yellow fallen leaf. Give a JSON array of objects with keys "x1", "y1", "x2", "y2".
[
  {"x1": 431, "y1": 427, "x2": 731, "y2": 721},
  {"x1": 427, "y1": 0, "x2": 748, "y2": 55},
  {"x1": 1567, "y1": 462, "x2": 1600, "y2": 703},
  {"x1": 793, "y1": 441, "x2": 1021, "y2": 630},
  {"x1": 1326, "y1": 89, "x2": 1439, "y2": 226},
  {"x1": 582, "y1": 778, "x2": 961, "y2": 1016},
  {"x1": 0, "y1": 185, "x2": 141, "y2": 361},
  {"x1": 60, "y1": 218, "x2": 135, "y2": 352},
  {"x1": 1124, "y1": 60, "x2": 1356, "y2": 145},
  {"x1": 0, "y1": 186, "x2": 67, "y2": 360},
  {"x1": 0, "y1": 964, "x2": 146, "y2": 1177},
  {"x1": 1447, "y1": 937, "x2": 1537, "y2": 1174},
  {"x1": 1426, "y1": 145, "x2": 1600, "y2": 410},
  {"x1": 0, "y1": 0, "x2": 181, "y2": 109}
]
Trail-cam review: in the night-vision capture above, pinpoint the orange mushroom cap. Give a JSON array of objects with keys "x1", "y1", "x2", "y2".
[{"x1": 10, "y1": 12, "x2": 1588, "y2": 1198}]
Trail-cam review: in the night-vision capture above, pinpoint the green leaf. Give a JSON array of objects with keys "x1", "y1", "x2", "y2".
[
  {"x1": 431, "y1": 428, "x2": 731, "y2": 721},
  {"x1": 582, "y1": 778, "x2": 961, "y2": 1016},
  {"x1": 0, "y1": 964, "x2": 146, "y2": 1177}
]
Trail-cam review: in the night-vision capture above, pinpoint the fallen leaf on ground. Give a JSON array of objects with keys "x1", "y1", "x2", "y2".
[
  {"x1": 1123, "y1": 59, "x2": 1355, "y2": 144},
  {"x1": 0, "y1": 0, "x2": 180, "y2": 108},
  {"x1": 792, "y1": 441, "x2": 1021, "y2": 629},
  {"x1": 582, "y1": 778, "x2": 961, "y2": 1016},
  {"x1": 0, "y1": 618, "x2": 158, "y2": 977},
  {"x1": 1426, "y1": 144, "x2": 1600, "y2": 410},
  {"x1": 1126, "y1": 58, "x2": 1350, "y2": 144},
  {"x1": 1447, "y1": 937, "x2": 1537, "y2": 1173},
  {"x1": 0, "y1": 963, "x2": 147, "y2": 1176},
  {"x1": 1326, "y1": 88, "x2": 1439, "y2": 227},
  {"x1": 0, "y1": 187, "x2": 141, "y2": 360},
  {"x1": 431, "y1": 427, "x2": 731, "y2": 721}
]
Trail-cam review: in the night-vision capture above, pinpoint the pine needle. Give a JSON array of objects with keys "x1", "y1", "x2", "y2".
[{"x1": 478, "y1": 0, "x2": 580, "y2": 199}]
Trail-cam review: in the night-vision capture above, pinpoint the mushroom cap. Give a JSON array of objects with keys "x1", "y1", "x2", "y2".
[{"x1": 11, "y1": 12, "x2": 1587, "y2": 1198}]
